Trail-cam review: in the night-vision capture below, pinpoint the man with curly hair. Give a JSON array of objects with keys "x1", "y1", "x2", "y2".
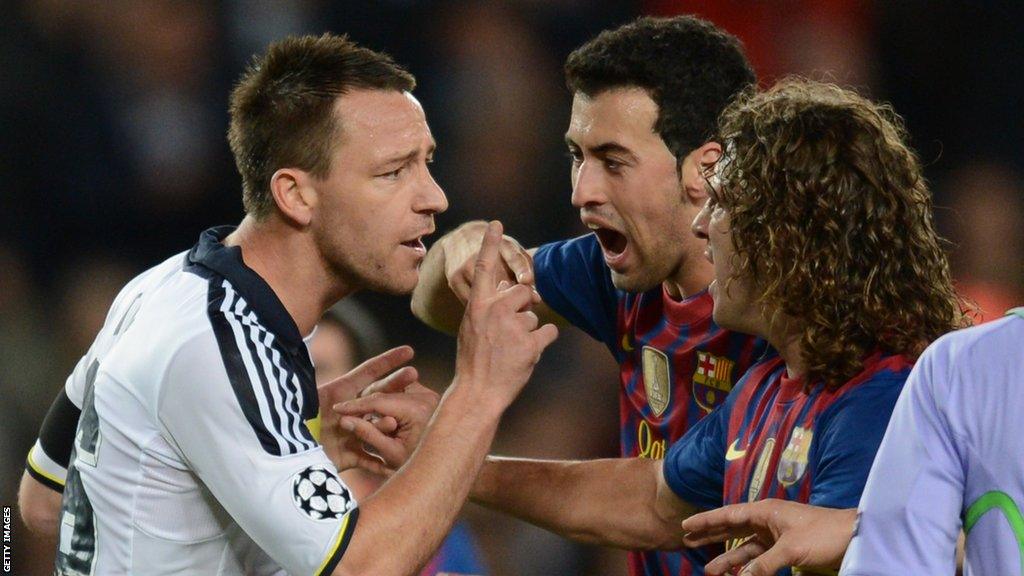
[
  {"x1": 661, "y1": 79, "x2": 968, "y2": 575},
  {"x1": 410, "y1": 15, "x2": 766, "y2": 575},
  {"x1": 677, "y1": 309, "x2": 1023, "y2": 576},
  {"x1": 386, "y1": 77, "x2": 968, "y2": 575}
]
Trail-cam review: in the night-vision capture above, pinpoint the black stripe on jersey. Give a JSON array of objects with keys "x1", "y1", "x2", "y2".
[
  {"x1": 317, "y1": 508, "x2": 360, "y2": 576},
  {"x1": 26, "y1": 460, "x2": 64, "y2": 492},
  {"x1": 236, "y1": 296, "x2": 315, "y2": 452},
  {"x1": 38, "y1": 389, "x2": 81, "y2": 470},
  {"x1": 261, "y1": 334, "x2": 316, "y2": 450},
  {"x1": 208, "y1": 280, "x2": 292, "y2": 456},
  {"x1": 235, "y1": 301, "x2": 300, "y2": 454}
]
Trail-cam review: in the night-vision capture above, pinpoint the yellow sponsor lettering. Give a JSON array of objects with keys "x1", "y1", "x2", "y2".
[
  {"x1": 637, "y1": 421, "x2": 667, "y2": 460},
  {"x1": 725, "y1": 535, "x2": 753, "y2": 552}
]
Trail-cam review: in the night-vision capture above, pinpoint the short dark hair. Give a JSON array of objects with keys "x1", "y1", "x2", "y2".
[
  {"x1": 228, "y1": 33, "x2": 416, "y2": 218},
  {"x1": 565, "y1": 16, "x2": 755, "y2": 161}
]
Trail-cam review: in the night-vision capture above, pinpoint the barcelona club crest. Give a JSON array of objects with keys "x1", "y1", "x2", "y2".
[
  {"x1": 693, "y1": 351, "x2": 735, "y2": 412},
  {"x1": 778, "y1": 426, "x2": 813, "y2": 486},
  {"x1": 642, "y1": 346, "x2": 671, "y2": 417}
]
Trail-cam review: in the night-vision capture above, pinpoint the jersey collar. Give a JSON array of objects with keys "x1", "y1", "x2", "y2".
[{"x1": 187, "y1": 225, "x2": 309, "y2": 355}]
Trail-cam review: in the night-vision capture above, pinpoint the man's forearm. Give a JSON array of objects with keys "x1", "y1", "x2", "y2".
[
  {"x1": 18, "y1": 471, "x2": 63, "y2": 535},
  {"x1": 336, "y1": 379, "x2": 502, "y2": 576},
  {"x1": 471, "y1": 456, "x2": 691, "y2": 550}
]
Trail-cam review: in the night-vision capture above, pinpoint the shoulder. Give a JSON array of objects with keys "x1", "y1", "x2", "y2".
[
  {"x1": 815, "y1": 354, "x2": 912, "y2": 432},
  {"x1": 736, "y1": 352, "x2": 785, "y2": 389},
  {"x1": 914, "y1": 315, "x2": 1023, "y2": 435},
  {"x1": 534, "y1": 234, "x2": 601, "y2": 270},
  {"x1": 922, "y1": 315, "x2": 1022, "y2": 375},
  {"x1": 726, "y1": 351, "x2": 785, "y2": 408}
]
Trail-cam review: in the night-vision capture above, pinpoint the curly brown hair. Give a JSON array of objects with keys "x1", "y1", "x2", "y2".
[{"x1": 712, "y1": 79, "x2": 971, "y2": 388}]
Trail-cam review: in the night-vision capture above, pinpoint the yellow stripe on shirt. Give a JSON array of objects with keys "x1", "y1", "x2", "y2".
[
  {"x1": 27, "y1": 445, "x2": 66, "y2": 487},
  {"x1": 315, "y1": 510, "x2": 355, "y2": 576}
]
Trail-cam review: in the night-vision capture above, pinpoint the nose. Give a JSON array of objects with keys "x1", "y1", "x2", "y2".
[
  {"x1": 691, "y1": 198, "x2": 711, "y2": 241},
  {"x1": 570, "y1": 161, "x2": 608, "y2": 209},
  {"x1": 415, "y1": 170, "x2": 449, "y2": 215}
]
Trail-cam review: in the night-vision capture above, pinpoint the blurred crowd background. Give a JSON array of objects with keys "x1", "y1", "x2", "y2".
[{"x1": 2, "y1": 1, "x2": 1022, "y2": 574}]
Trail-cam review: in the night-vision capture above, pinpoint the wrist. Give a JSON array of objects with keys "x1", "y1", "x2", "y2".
[{"x1": 444, "y1": 375, "x2": 509, "y2": 421}]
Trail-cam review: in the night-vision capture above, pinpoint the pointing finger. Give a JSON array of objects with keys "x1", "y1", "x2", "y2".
[
  {"x1": 330, "y1": 345, "x2": 414, "y2": 396},
  {"x1": 359, "y1": 366, "x2": 420, "y2": 397},
  {"x1": 469, "y1": 221, "x2": 504, "y2": 300}
]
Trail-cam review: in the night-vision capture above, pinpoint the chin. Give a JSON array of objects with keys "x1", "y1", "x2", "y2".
[
  {"x1": 364, "y1": 270, "x2": 419, "y2": 296},
  {"x1": 711, "y1": 304, "x2": 748, "y2": 334},
  {"x1": 609, "y1": 269, "x2": 662, "y2": 294}
]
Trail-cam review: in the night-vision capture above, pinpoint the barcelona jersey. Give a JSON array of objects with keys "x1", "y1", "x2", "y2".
[
  {"x1": 534, "y1": 235, "x2": 768, "y2": 576},
  {"x1": 664, "y1": 350, "x2": 913, "y2": 576}
]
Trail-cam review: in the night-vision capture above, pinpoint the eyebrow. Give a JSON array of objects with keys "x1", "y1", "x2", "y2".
[
  {"x1": 379, "y1": 143, "x2": 436, "y2": 168},
  {"x1": 564, "y1": 136, "x2": 638, "y2": 162}
]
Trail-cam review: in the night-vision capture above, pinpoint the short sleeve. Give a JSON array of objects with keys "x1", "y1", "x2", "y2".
[
  {"x1": 662, "y1": 398, "x2": 732, "y2": 510},
  {"x1": 840, "y1": 346, "x2": 963, "y2": 575},
  {"x1": 26, "y1": 389, "x2": 82, "y2": 491},
  {"x1": 533, "y1": 235, "x2": 620, "y2": 351},
  {"x1": 28, "y1": 273, "x2": 148, "y2": 491},
  {"x1": 809, "y1": 377, "x2": 906, "y2": 509},
  {"x1": 158, "y1": 332, "x2": 358, "y2": 576}
]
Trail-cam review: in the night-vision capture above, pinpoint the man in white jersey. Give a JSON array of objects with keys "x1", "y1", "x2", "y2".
[
  {"x1": 20, "y1": 33, "x2": 557, "y2": 575},
  {"x1": 678, "y1": 308, "x2": 1024, "y2": 576}
]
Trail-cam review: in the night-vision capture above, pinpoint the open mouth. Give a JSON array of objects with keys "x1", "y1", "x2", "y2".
[
  {"x1": 401, "y1": 238, "x2": 426, "y2": 253},
  {"x1": 593, "y1": 227, "x2": 628, "y2": 258}
]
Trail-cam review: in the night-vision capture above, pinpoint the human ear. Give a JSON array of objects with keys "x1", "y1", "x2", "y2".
[
  {"x1": 269, "y1": 168, "x2": 316, "y2": 226},
  {"x1": 682, "y1": 142, "x2": 723, "y2": 203}
]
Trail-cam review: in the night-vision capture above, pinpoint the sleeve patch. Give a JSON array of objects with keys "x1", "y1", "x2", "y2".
[{"x1": 292, "y1": 464, "x2": 357, "y2": 522}]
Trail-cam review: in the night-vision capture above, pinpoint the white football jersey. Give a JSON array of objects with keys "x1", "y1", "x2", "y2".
[{"x1": 55, "y1": 227, "x2": 358, "y2": 576}]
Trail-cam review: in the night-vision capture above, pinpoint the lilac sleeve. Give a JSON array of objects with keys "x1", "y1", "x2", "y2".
[{"x1": 839, "y1": 342, "x2": 964, "y2": 575}]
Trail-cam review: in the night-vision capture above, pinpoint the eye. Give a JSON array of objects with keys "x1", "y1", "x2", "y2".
[
  {"x1": 566, "y1": 150, "x2": 583, "y2": 166},
  {"x1": 604, "y1": 158, "x2": 621, "y2": 171},
  {"x1": 378, "y1": 166, "x2": 405, "y2": 180}
]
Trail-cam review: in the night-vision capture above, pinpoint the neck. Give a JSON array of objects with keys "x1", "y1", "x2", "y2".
[
  {"x1": 763, "y1": 315, "x2": 806, "y2": 380},
  {"x1": 663, "y1": 250, "x2": 714, "y2": 301},
  {"x1": 224, "y1": 216, "x2": 356, "y2": 337}
]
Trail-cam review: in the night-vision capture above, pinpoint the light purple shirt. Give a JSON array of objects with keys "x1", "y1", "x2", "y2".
[{"x1": 841, "y1": 309, "x2": 1024, "y2": 576}]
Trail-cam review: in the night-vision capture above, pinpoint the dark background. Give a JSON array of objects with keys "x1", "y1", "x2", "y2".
[{"x1": 3, "y1": 1, "x2": 1021, "y2": 574}]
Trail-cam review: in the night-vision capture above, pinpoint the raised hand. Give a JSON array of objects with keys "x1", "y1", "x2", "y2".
[
  {"x1": 444, "y1": 221, "x2": 535, "y2": 303},
  {"x1": 333, "y1": 380, "x2": 440, "y2": 470},
  {"x1": 317, "y1": 346, "x2": 418, "y2": 474},
  {"x1": 680, "y1": 499, "x2": 854, "y2": 576},
  {"x1": 454, "y1": 221, "x2": 558, "y2": 412}
]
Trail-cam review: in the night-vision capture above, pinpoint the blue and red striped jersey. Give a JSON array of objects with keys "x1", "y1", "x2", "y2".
[
  {"x1": 534, "y1": 234, "x2": 768, "y2": 576},
  {"x1": 664, "y1": 351, "x2": 913, "y2": 575}
]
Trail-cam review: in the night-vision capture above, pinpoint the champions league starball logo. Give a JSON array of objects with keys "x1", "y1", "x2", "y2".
[{"x1": 291, "y1": 465, "x2": 355, "y2": 521}]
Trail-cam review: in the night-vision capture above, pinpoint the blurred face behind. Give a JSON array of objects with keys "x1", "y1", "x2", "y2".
[
  {"x1": 566, "y1": 88, "x2": 705, "y2": 293},
  {"x1": 691, "y1": 190, "x2": 759, "y2": 336},
  {"x1": 309, "y1": 321, "x2": 357, "y2": 382},
  {"x1": 311, "y1": 90, "x2": 448, "y2": 295}
]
